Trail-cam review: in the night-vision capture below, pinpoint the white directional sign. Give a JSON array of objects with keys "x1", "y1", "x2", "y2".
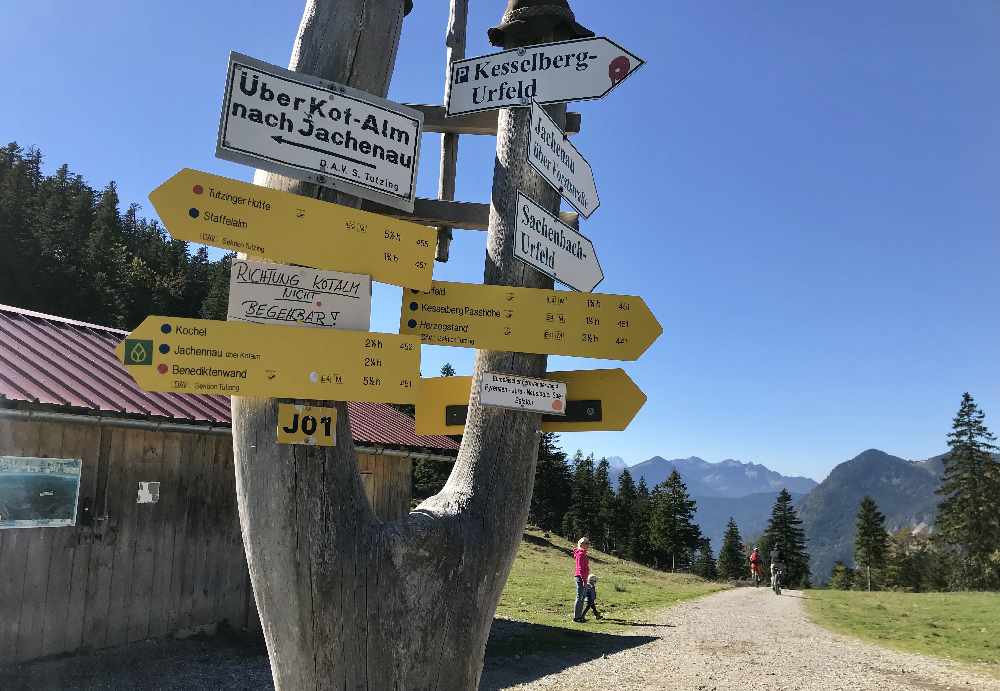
[
  {"x1": 217, "y1": 52, "x2": 423, "y2": 212},
  {"x1": 227, "y1": 259, "x2": 371, "y2": 331},
  {"x1": 479, "y1": 372, "x2": 567, "y2": 415},
  {"x1": 446, "y1": 37, "x2": 644, "y2": 116},
  {"x1": 514, "y1": 192, "x2": 603, "y2": 292},
  {"x1": 527, "y1": 101, "x2": 599, "y2": 218}
]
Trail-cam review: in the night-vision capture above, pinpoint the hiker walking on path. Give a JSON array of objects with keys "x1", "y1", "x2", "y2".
[{"x1": 572, "y1": 537, "x2": 591, "y2": 622}]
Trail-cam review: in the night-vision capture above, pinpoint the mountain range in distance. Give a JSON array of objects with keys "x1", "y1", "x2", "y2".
[{"x1": 610, "y1": 450, "x2": 946, "y2": 584}]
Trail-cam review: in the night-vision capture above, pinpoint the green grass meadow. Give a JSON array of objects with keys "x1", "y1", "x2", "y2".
[
  {"x1": 806, "y1": 590, "x2": 1000, "y2": 676},
  {"x1": 488, "y1": 529, "x2": 726, "y2": 656}
]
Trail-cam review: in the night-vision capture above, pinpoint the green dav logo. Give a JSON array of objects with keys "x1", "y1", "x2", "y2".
[{"x1": 124, "y1": 339, "x2": 153, "y2": 366}]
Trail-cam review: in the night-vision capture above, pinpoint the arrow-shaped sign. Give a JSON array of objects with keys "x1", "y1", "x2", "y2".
[
  {"x1": 149, "y1": 168, "x2": 436, "y2": 290},
  {"x1": 446, "y1": 37, "x2": 644, "y2": 116},
  {"x1": 217, "y1": 52, "x2": 423, "y2": 211},
  {"x1": 400, "y1": 281, "x2": 662, "y2": 361},
  {"x1": 514, "y1": 192, "x2": 602, "y2": 292},
  {"x1": 116, "y1": 316, "x2": 420, "y2": 403},
  {"x1": 527, "y1": 101, "x2": 599, "y2": 218},
  {"x1": 415, "y1": 369, "x2": 647, "y2": 435}
]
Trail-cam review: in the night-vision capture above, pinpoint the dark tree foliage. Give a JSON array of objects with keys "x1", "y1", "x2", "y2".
[
  {"x1": 562, "y1": 451, "x2": 597, "y2": 540},
  {"x1": 936, "y1": 393, "x2": 1000, "y2": 589},
  {"x1": 648, "y1": 469, "x2": 701, "y2": 571},
  {"x1": 612, "y1": 468, "x2": 638, "y2": 558},
  {"x1": 692, "y1": 537, "x2": 718, "y2": 580},
  {"x1": 439, "y1": 362, "x2": 457, "y2": 377},
  {"x1": 0, "y1": 143, "x2": 233, "y2": 328},
  {"x1": 828, "y1": 561, "x2": 855, "y2": 590},
  {"x1": 592, "y1": 458, "x2": 617, "y2": 552},
  {"x1": 628, "y1": 477, "x2": 654, "y2": 564},
  {"x1": 529, "y1": 432, "x2": 571, "y2": 532},
  {"x1": 853, "y1": 496, "x2": 889, "y2": 591},
  {"x1": 760, "y1": 488, "x2": 810, "y2": 587},
  {"x1": 717, "y1": 517, "x2": 746, "y2": 580}
]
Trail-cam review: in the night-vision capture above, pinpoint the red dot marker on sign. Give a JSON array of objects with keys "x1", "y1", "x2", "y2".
[
  {"x1": 551, "y1": 399, "x2": 563, "y2": 411},
  {"x1": 157, "y1": 364, "x2": 168, "y2": 374},
  {"x1": 192, "y1": 184, "x2": 203, "y2": 195}
]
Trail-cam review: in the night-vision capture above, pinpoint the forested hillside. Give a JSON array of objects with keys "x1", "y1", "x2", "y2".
[{"x1": 0, "y1": 143, "x2": 232, "y2": 328}]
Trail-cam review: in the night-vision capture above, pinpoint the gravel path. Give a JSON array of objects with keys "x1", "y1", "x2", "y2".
[{"x1": 480, "y1": 587, "x2": 1000, "y2": 691}]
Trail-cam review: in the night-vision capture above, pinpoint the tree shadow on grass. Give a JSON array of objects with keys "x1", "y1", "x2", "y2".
[
  {"x1": 521, "y1": 532, "x2": 611, "y2": 564},
  {"x1": 480, "y1": 618, "x2": 657, "y2": 689}
]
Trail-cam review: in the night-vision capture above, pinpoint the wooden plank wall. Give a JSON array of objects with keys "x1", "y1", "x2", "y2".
[
  {"x1": 0, "y1": 418, "x2": 249, "y2": 665},
  {"x1": 0, "y1": 418, "x2": 415, "y2": 664}
]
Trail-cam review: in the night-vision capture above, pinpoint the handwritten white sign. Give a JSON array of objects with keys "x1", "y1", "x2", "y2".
[
  {"x1": 227, "y1": 259, "x2": 371, "y2": 331},
  {"x1": 479, "y1": 372, "x2": 567, "y2": 415}
]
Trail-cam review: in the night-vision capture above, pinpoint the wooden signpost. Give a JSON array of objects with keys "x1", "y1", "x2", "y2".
[
  {"x1": 149, "y1": 168, "x2": 436, "y2": 289},
  {"x1": 415, "y1": 368, "x2": 647, "y2": 435},
  {"x1": 217, "y1": 52, "x2": 424, "y2": 211},
  {"x1": 400, "y1": 280, "x2": 661, "y2": 360},
  {"x1": 116, "y1": 316, "x2": 419, "y2": 403}
]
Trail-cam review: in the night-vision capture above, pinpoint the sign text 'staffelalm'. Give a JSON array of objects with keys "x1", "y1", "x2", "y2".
[{"x1": 217, "y1": 53, "x2": 422, "y2": 211}]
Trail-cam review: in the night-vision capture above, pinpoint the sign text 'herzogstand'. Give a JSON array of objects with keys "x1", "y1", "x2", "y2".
[{"x1": 217, "y1": 52, "x2": 422, "y2": 211}]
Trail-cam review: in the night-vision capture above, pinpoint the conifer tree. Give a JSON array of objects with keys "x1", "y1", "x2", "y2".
[
  {"x1": 593, "y1": 458, "x2": 616, "y2": 552},
  {"x1": 760, "y1": 489, "x2": 810, "y2": 587},
  {"x1": 936, "y1": 393, "x2": 1000, "y2": 588},
  {"x1": 649, "y1": 469, "x2": 700, "y2": 571},
  {"x1": 717, "y1": 517, "x2": 746, "y2": 580},
  {"x1": 561, "y1": 452, "x2": 596, "y2": 540},
  {"x1": 529, "y1": 432, "x2": 571, "y2": 533},
  {"x1": 828, "y1": 561, "x2": 855, "y2": 590},
  {"x1": 854, "y1": 496, "x2": 889, "y2": 591},
  {"x1": 613, "y1": 468, "x2": 638, "y2": 558},
  {"x1": 692, "y1": 537, "x2": 718, "y2": 580},
  {"x1": 439, "y1": 362, "x2": 457, "y2": 377},
  {"x1": 629, "y1": 477, "x2": 653, "y2": 564}
]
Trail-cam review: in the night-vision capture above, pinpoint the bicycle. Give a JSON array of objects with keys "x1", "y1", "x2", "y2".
[
  {"x1": 750, "y1": 562, "x2": 763, "y2": 587},
  {"x1": 771, "y1": 566, "x2": 784, "y2": 595}
]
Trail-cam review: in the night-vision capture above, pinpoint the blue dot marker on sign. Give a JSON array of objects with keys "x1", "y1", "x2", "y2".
[
  {"x1": 188, "y1": 208, "x2": 199, "y2": 219},
  {"x1": 161, "y1": 324, "x2": 172, "y2": 334},
  {"x1": 159, "y1": 344, "x2": 170, "y2": 354}
]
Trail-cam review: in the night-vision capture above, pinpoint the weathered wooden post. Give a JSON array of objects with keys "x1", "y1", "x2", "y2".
[
  {"x1": 230, "y1": 1, "x2": 411, "y2": 688},
  {"x1": 433, "y1": 0, "x2": 468, "y2": 262},
  {"x1": 231, "y1": 0, "x2": 601, "y2": 688}
]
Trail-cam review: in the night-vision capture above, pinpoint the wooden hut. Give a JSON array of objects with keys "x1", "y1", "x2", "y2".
[{"x1": 0, "y1": 305, "x2": 458, "y2": 665}]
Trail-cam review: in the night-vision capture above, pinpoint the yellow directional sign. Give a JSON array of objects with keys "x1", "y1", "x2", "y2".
[
  {"x1": 276, "y1": 404, "x2": 337, "y2": 446},
  {"x1": 415, "y1": 369, "x2": 647, "y2": 434},
  {"x1": 400, "y1": 281, "x2": 661, "y2": 360},
  {"x1": 116, "y1": 316, "x2": 420, "y2": 403},
  {"x1": 149, "y1": 168, "x2": 436, "y2": 290}
]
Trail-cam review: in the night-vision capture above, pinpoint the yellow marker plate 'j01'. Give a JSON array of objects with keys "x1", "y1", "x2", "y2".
[
  {"x1": 415, "y1": 368, "x2": 646, "y2": 435},
  {"x1": 276, "y1": 404, "x2": 337, "y2": 446},
  {"x1": 116, "y1": 316, "x2": 420, "y2": 404},
  {"x1": 149, "y1": 168, "x2": 436, "y2": 290},
  {"x1": 400, "y1": 281, "x2": 662, "y2": 360}
]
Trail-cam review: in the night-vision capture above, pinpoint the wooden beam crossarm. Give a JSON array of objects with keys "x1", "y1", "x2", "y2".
[
  {"x1": 408, "y1": 104, "x2": 581, "y2": 136},
  {"x1": 364, "y1": 197, "x2": 578, "y2": 231}
]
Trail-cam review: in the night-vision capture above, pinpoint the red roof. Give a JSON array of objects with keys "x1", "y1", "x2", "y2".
[{"x1": 0, "y1": 305, "x2": 458, "y2": 454}]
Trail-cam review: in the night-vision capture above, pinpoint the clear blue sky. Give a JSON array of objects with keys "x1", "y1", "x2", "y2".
[{"x1": 2, "y1": 1, "x2": 998, "y2": 481}]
